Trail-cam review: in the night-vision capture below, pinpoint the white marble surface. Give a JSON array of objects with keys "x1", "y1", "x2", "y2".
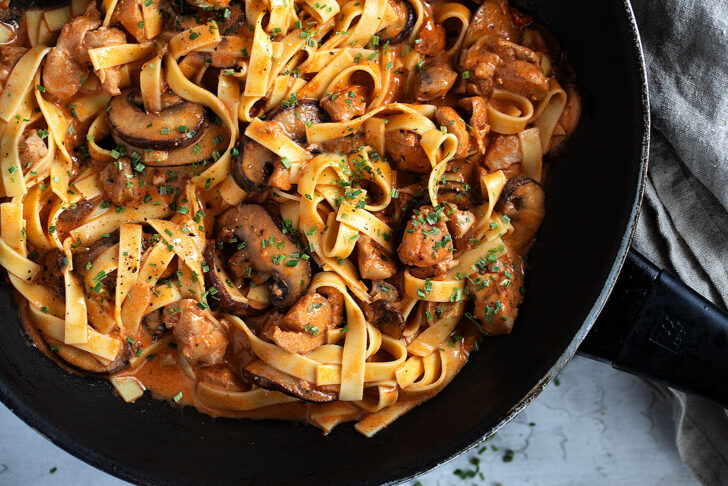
[{"x1": 0, "y1": 356, "x2": 699, "y2": 486}]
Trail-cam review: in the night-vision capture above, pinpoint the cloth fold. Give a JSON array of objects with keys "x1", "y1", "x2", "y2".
[{"x1": 628, "y1": 0, "x2": 728, "y2": 484}]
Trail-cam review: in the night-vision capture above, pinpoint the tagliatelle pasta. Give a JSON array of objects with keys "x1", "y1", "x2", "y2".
[{"x1": 0, "y1": 0, "x2": 579, "y2": 436}]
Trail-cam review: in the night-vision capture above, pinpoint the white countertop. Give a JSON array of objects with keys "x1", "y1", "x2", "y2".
[{"x1": 0, "y1": 355, "x2": 698, "y2": 485}]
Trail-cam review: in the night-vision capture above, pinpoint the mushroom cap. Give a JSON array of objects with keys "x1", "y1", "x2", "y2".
[
  {"x1": 203, "y1": 243, "x2": 262, "y2": 316},
  {"x1": 215, "y1": 204, "x2": 312, "y2": 309},
  {"x1": 376, "y1": 0, "x2": 415, "y2": 44},
  {"x1": 241, "y1": 360, "x2": 337, "y2": 403},
  {"x1": 232, "y1": 102, "x2": 323, "y2": 193},
  {"x1": 107, "y1": 89, "x2": 206, "y2": 151}
]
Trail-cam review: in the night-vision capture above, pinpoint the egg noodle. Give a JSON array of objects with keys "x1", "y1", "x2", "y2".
[{"x1": 0, "y1": 0, "x2": 577, "y2": 436}]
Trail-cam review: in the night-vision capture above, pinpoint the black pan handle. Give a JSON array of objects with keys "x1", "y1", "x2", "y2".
[{"x1": 578, "y1": 248, "x2": 728, "y2": 407}]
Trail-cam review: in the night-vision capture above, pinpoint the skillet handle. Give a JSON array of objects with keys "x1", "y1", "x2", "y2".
[{"x1": 578, "y1": 248, "x2": 728, "y2": 407}]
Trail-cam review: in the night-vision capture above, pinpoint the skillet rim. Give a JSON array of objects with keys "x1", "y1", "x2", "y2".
[{"x1": 0, "y1": 0, "x2": 650, "y2": 483}]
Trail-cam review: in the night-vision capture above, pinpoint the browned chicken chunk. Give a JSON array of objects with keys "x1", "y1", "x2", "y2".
[
  {"x1": 398, "y1": 205, "x2": 454, "y2": 267},
  {"x1": 84, "y1": 27, "x2": 127, "y2": 96},
  {"x1": 321, "y1": 85, "x2": 368, "y2": 122},
  {"x1": 469, "y1": 246, "x2": 523, "y2": 335},
  {"x1": 0, "y1": 46, "x2": 27, "y2": 86},
  {"x1": 163, "y1": 299, "x2": 230, "y2": 366},
  {"x1": 460, "y1": 36, "x2": 548, "y2": 99},
  {"x1": 99, "y1": 158, "x2": 142, "y2": 206},
  {"x1": 386, "y1": 129, "x2": 432, "y2": 173},
  {"x1": 435, "y1": 106, "x2": 470, "y2": 159},
  {"x1": 357, "y1": 234, "x2": 397, "y2": 280},
  {"x1": 414, "y1": 18, "x2": 446, "y2": 56},
  {"x1": 262, "y1": 287, "x2": 344, "y2": 354},
  {"x1": 18, "y1": 129, "x2": 48, "y2": 168},
  {"x1": 484, "y1": 134, "x2": 523, "y2": 174},
  {"x1": 463, "y1": 0, "x2": 518, "y2": 46},
  {"x1": 43, "y1": 4, "x2": 101, "y2": 99}
]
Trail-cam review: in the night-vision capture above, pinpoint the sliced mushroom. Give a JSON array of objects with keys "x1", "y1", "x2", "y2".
[
  {"x1": 115, "y1": 122, "x2": 228, "y2": 167},
  {"x1": 242, "y1": 359, "x2": 337, "y2": 403},
  {"x1": 232, "y1": 137, "x2": 277, "y2": 193},
  {"x1": 203, "y1": 243, "x2": 260, "y2": 316},
  {"x1": 495, "y1": 175, "x2": 545, "y2": 252},
  {"x1": 438, "y1": 181, "x2": 480, "y2": 209},
  {"x1": 367, "y1": 299, "x2": 405, "y2": 338},
  {"x1": 73, "y1": 233, "x2": 119, "y2": 279},
  {"x1": 268, "y1": 101, "x2": 323, "y2": 143},
  {"x1": 377, "y1": 0, "x2": 415, "y2": 43},
  {"x1": 108, "y1": 89, "x2": 206, "y2": 151},
  {"x1": 232, "y1": 102, "x2": 322, "y2": 193},
  {"x1": 50, "y1": 336, "x2": 130, "y2": 375},
  {"x1": 215, "y1": 204, "x2": 311, "y2": 308}
]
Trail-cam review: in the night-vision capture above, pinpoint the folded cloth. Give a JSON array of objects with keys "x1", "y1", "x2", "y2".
[{"x1": 629, "y1": 0, "x2": 728, "y2": 484}]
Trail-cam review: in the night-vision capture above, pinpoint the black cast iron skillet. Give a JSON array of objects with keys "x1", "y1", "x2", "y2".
[{"x1": 1, "y1": 0, "x2": 727, "y2": 484}]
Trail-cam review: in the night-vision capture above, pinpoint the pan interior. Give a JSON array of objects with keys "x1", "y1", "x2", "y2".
[{"x1": 0, "y1": 0, "x2": 647, "y2": 484}]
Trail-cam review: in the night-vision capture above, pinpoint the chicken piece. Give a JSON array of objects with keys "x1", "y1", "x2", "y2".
[
  {"x1": 18, "y1": 129, "x2": 48, "y2": 168},
  {"x1": 469, "y1": 246, "x2": 523, "y2": 335},
  {"x1": 269, "y1": 159, "x2": 292, "y2": 191},
  {"x1": 84, "y1": 28, "x2": 127, "y2": 96},
  {"x1": 459, "y1": 96, "x2": 490, "y2": 154},
  {"x1": 445, "y1": 207, "x2": 475, "y2": 240},
  {"x1": 198, "y1": 365, "x2": 247, "y2": 391},
  {"x1": 262, "y1": 287, "x2": 344, "y2": 354},
  {"x1": 495, "y1": 60, "x2": 549, "y2": 100},
  {"x1": 414, "y1": 18, "x2": 446, "y2": 56},
  {"x1": 162, "y1": 299, "x2": 229, "y2": 366},
  {"x1": 398, "y1": 205, "x2": 454, "y2": 268},
  {"x1": 435, "y1": 106, "x2": 470, "y2": 159},
  {"x1": 463, "y1": 0, "x2": 518, "y2": 46},
  {"x1": 283, "y1": 287, "x2": 344, "y2": 332},
  {"x1": 413, "y1": 54, "x2": 458, "y2": 101},
  {"x1": 321, "y1": 85, "x2": 368, "y2": 122},
  {"x1": 0, "y1": 46, "x2": 27, "y2": 85},
  {"x1": 460, "y1": 36, "x2": 548, "y2": 100},
  {"x1": 484, "y1": 134, "x2": 522, "y2": 174},
  {"x1": 99, "y1": 158, "x2": 142, "y2": 206},
  {"x1": 43, "y1": 4, "x2": 101, "y2": 99},
  {"x1": 263, "y1": 323, "x2": 325, "y2": 355},
  {"x1": 112, "y1": 0, "x2": 145, "y2": 42},
  {"x1": 357, "y1": 234, "x2": 397, "y2": 280},
  {"x1": 386, "y1": 129, "x2": 431, "y2": 173}
]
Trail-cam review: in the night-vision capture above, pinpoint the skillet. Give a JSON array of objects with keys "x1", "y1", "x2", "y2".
[{"x1": 1, "y1": 0, "x2": 727, "y2": 484}]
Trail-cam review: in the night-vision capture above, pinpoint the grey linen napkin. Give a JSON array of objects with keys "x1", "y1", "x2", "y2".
[{"x1": 628, "y1": 0, "x2": 728, "y2": 484}]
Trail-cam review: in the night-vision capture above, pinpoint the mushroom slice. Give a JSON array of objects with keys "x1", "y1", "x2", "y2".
[
  {"x1": 438, "y1": 181, "x2": 480, "y2": 210},
  {"x1": 108, "y1": 89, "x2": 206, "y2": 151},
  {"x1": 232, "y1": 137, "x2": 277, "y2": 193},
  {"x1": 215, "y1": 204, "x2": 311, "y2": 308},
  {"x1": 232, "y1": 102, "x2": 323, "y2": 193},
  {"x1": 377, "y1": 0, "x2": 415, "y2": 44},
  {"x1": 203, "y1": 243, "x2": 262, "y2": 316},
  {"x1": 115, "y1": 122, "x2": 228, "y2": 167},
  {"x1": 495, "y1": 175, "x2": 545, "y2": 252},
  {"x1": 242, "y1": 360, "x2": 337, "y2": 403},
  {"x1": 367, "y1": 299, "x2": 405, "y2": 338},
  {"x1": 267, "y1": 101, "x2": 323, "y2": 143}
]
